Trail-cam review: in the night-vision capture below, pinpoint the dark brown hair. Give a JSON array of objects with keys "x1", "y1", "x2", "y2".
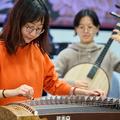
[
  {"x1": 0, "y1": 0, "x2": 50, "y2": 55},
  {"x1": 73, "y1": 8, "x2": 101, "y2": 35}
]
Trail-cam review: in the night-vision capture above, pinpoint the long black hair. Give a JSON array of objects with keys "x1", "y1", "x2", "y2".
[{"x1": 73, "y1": 8, "x2": 101, "y2": 35}]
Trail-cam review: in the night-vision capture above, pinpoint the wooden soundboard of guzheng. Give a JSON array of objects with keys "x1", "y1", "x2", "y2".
[{"x1": 0, "y1": 95, "x2": 120, "y2": 120}]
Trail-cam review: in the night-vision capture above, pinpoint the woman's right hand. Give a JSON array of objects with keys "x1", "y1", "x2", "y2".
[{"x1": 15, "y1": 84, "x2": 34, "y2": 99}]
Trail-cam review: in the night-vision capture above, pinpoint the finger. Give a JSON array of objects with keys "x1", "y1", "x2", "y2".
[
  {"x1": 26, "y1": 88, "x2": 34, "y2": 99},
  {"x1": 18, "y1": 90, "x2": 28, "y2": 97},
  {"x1": 93, "y1": 91, "x2": 101, "y2": 96},
  {"x1": 94, "y1": 90, "x2": 105, "y2": 96},
  {"x1": 22, "y1": 85, "x2": 34, "y2": 95},
  {"x1": 26, "y1": 95, "x2": 34, "y2": 100},
  {"x1": 90, "y1": 91, "x2": 100, "y2": 96}
]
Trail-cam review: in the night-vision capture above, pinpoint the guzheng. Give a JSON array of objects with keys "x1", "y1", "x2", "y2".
[{"x1": 0, "y1": 95, "x2": 120, "y2": 120}]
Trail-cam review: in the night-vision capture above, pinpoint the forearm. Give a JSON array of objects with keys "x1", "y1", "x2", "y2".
[
  {"x1": 69, "y1": 87, "x2": 105, "y2": 96},
  {"x1": 0, "y1": 89, "x2": 17, "y2": 98},
  {"x1": 69, "y1": 87, "x2": 88, "y2": 95}
]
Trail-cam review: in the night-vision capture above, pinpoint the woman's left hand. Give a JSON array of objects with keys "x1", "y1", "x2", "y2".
[
  {"x1": 111, "y1": 29, "x2": 120, "y2": 42},
  {"x1": 74, "y1": 88, "x2": 105, "y2": 97}
]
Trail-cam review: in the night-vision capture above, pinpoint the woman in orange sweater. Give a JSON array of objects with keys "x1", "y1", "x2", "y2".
[{"x1": 0, "y1": 0, "x2": 105, "y2": 106}]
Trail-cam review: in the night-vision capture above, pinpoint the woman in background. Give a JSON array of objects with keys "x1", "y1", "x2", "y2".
[{"x1": 55, "y1": 8, "x2": 120, "y2": 96}]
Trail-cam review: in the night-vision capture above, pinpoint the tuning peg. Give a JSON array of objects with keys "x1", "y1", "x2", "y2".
[{"x1": 109, "y1": 12, "x2": 120, "y2": 18}]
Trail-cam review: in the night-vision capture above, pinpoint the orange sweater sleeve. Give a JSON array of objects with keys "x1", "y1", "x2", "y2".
[
  {"x1": 43, "y1": 54, "x2": 72, "y2": 95},
  {"x1": 0, "y1": 42, "x2": 71, "y2": 105}
]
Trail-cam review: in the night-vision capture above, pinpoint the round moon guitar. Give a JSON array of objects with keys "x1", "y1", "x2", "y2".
[{"x1": 64, "y1": 63, "x2": 109, "y2": 95}]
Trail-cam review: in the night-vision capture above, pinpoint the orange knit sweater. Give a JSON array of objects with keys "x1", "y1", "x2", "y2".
[{"x1": 0, "y1": 41, "x2": 71, "y2": 105}]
